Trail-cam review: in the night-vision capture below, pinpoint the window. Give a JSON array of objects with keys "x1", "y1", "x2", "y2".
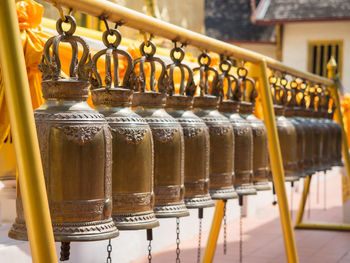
[{"x1": 308, "y1": 40, "x2": 343, "y2": 79}]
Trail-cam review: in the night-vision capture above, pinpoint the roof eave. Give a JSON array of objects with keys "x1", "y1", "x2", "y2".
[{"x1": 255, "y1": 17, "x2": 350, "y2": 25}]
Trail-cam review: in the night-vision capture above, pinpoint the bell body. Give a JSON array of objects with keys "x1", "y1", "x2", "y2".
[
  {"x1": 166, "y1": 95, "x2": 214, "y2": 209},
  {"x1": 285, "y1": 107, "x2": 306, "y2": 178},
  {"x1": 295, "y1": 108, "x2": 315, "y2": 175},
  {"x1": 92, "y1": 88, "x2": 159, "y2": 230},
  {"x1": 318, "y1": 111, "x2": 332, "y2": 171},
  {"x1": 193, "y1": 96, "x2": 237, "y2": 200},
  {"x1": 328, "y1": 113, "x2": 343, "y2": 166},
  {"x1": 275, "y1": 106, "x2": 299, "y2": 182},
  {"x1": 239, "y1": 102, "x2": 270, "y2": 191},
  {"x1": 9, "y1": 80, "x2": 118, "y2": 241},
  {"x1": 307, "y1": 110, "x2": 324, "y2": 172},
  {"x1": 219, "y1": 100, "x2": 256, "y2": 196},
  {"x1": 133, "y1": 92, "x2": 189, "y2": 218}
]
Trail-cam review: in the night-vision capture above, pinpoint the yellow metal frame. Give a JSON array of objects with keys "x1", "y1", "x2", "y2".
[
  {"x1": 294, "y1": 58, "x2": 350, "y2": 231},
  {"x1": 6, "y1": 0, "x2": 343, "y2": 262},
  {"x1": 0, "y1": 1, "x2": 57, "y2": 262}
]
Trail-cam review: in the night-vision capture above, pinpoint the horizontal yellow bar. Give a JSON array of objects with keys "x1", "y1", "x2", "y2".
[
  {"x1": 42, "y1": 0, "x2": 333, "y2": 86},
  {"x1": 295, "y1": 222, "x2": 350, "y2": 231}
]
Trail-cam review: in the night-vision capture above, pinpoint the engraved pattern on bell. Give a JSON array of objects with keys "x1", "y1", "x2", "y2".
[
  {"x1": 9, "y1": 16, "x2": 119, "y2": 241},
  {"x1": 132, "y1": 41, "x2": 189, "y2": 218},
  {"x1": 90, "y1": 28, "x2": 158, "y2": 230}
]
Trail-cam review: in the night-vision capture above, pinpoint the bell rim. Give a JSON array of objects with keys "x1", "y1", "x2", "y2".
[
  {"x1": 235, "y1": 184, "x2": 257, "y2": 196},
  {"x1": 253, "y1": 182, "x2": 271, "y2": 191},
  {"x1": 185, "y1": 195, "x2": 215, "y2": 209},
  {"x1": 113, "y1": 213, "x2": 160, "y2": 230},
  {"x1": 210, "y1": 187, "x2": 238, "y2": 200},
  {"x1": 8, "y1": 219, "x2": 119, "y2": 242},
  {"x1": 154, "y1": 202, "x2": 190, "y2": 218}
]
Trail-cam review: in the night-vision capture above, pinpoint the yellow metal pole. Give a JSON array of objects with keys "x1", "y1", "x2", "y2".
[
  {"x1": 294, "y1": 175, "x2": 311, "y2": 226},
  {"x1": 202, "y1": 200, "x2": 225, "y2": 263},
  {"x1": 0, "y1": 1, "x2": 57, "y2": 263},
  {"x1": 327, "y1": 57, "x2": 350, "y2": 182},
  {"x1": 257, "y1": 59, "x2": 299, "y2": 263}
]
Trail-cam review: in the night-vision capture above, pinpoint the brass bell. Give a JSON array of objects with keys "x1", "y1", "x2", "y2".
[
  {"x1": 9, "y1": 15, "x2": 118, "y2": 249},
  {"x1": 132, "y1": 40, "x2": 189, "y2": 218},
  {"x1": 308, "y1": 87, "x2": 325, "y2": 172},
  {"x1": 284, "y1": 80, "x2": 306, "y2": 178},
  {"x1": 317, "y1": 88, "x2": 332, "y2": 170},
  {"x1": 270, "y1": 76, "x2": 298, "y2": 182},
  {"x1": 237, "y1": 65, "x2": 270, "y2": 191},
  {"x1": 216, "y1": 59, "x2": 256, "y2": 196},
  {"x1": 165, "y1": 46, "x2": 214, "y2": 209},
  {"x1": 90, "y1": 29, "x2": 159, "y2": 230},
  {"x1": 295, "y1": 84, "x2": 316, "y2": 175},
  {"x1": 193, "y1": 53, "x2": 237, "y2": 200},
  {"x1": 328, "y1": 100, "x2": 343, "y2": 166}
]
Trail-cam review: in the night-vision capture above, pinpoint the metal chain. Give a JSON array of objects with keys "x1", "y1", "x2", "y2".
[
  {"x1": 317, "y1": 173, "x2": 320, "y2": 204},
  {"x1": 223, "y1": 201, "x2": 227, "y2": 255},
  {"x1": 147, "y1": 229, "x2": 153, "y2": 263},
  {"x1": 197, "y1": 218, "x2": 202, "y2": 263},
  {"x1": 324, "y1": 171, "x2": 327, "y2": 210},
  {"x1": 106, "y1": 239, "x2": 112, "y2": 263},
  {"x1": 239, "y1": 205, "x2": 243, "y2": 263},
  {"x1": 197, "y1": 208, "x2": 203, "y2": 263},
  {"x1": 176, "y1": 217, "x2": 181, "y2": 263},
  {"x1": 290, "y1": 182, "x2": 294, "y2": 221},
  {"x1": 148, "y1": 240, "x2": 152, "y2": 263}
]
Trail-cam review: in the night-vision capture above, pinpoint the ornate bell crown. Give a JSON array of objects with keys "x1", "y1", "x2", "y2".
[
  {"x1": 270, "y1": 75, "x2": 287, "y2": 106},
  {"x1": 38, "y1": 15, "x2": 92, "y2": 100},
  {"x1": 287, "y1": 79, "x2": 299, "y2": 108},
  {"x1": 166, "y1": 43, "x2": 195, "y2": 97},
  {"x1": 192, "y1": 52, "x2": 220, "y2": 97},
  {"x1": 217, "y1": 58, "x2": 240, "y2": 101},
  {"x1": 90, "y1": 28, "x2": 134, "y2": 90},
  {"x1": 132, "y1": 40, "x2": 169, "y2": 94},
  {"x1": 235, "y1": 63, "x2": 257, "y2": 105}
]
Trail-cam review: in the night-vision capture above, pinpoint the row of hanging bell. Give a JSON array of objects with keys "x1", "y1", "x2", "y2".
[{"x1": 9, "y1": 16, "x2": 120, "y2": 261}]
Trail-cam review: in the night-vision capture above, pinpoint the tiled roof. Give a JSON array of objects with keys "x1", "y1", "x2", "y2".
[
  {"x1": 205, "y1": 0, "x2": 276, "y2": 43},
  {"x1": 254, "y1": 0, "x2": 350, "y2": 24}
]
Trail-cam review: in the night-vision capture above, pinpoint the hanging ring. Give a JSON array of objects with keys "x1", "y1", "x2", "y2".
[
  {"x1": 170, "y1": 46, "x2": 185, "y2": 63},
  {"x1": 140, "y1": 40, "x2": 156, "y2": 56},
  {"x1": 269, "y1": 75, "x2": 277, "y2": 84},
  {"x1": 290, "y1": 79, "x2": 298, "y2": 89},
  {"x1": 56, "y1": 15, "x2": 76, "y2": 36},
  {"x1": 143, "y1": 32, "x2": 153, "y2": 47},
  {"x1": 198, "y1": 53, "x2": 211, "y2": 67},
  {"x1": 237, "y1": 66, "x2": 248, "y2": 79},
  {"x1": 102, "y1": 28, "x2": 122, "y2": 48},
  {"x1": 219, "y1": 59, "x2": 232, "y2": 73}
]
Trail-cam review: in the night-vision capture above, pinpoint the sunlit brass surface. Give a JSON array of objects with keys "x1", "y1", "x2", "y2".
[
  {"x1": 91, "y1": 29, "x2": 158, "y2": 230},
  {"x1": 132, "y1": 41, "x2": 188, "y2": 217},
  {"x1": 9, "y1": 16, "x2": 118, "y2": 241},
  {"x1": 192, "y1": 54, "x2": 236, "y2": 200},
  {"x1": 0, "y1": 138, "x2": 17, "y2": 181},
  {"x1": 285, "y1": 83, "x2": 306, "y2": 178},
  {"x1": 0, "y1": 0, "x2": 57, "y2": 261},
  {"x1": 194, "y1": 96, "x2": 237, "y2": 199},
  {"x1": 219, "y1": 101, "x2": 256, "y2": 196},
  {"x1": 165, "y1": 48, "x2": 214, "y2": 208},
  {"x1": 238, "y1": 67, "x2": 270, "y2": 191}
]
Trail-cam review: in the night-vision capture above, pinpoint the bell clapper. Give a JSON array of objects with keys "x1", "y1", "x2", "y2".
[
  {"x1": 60, "y1": 242, "x2": 70, "y2": 261},
  {"x1": 147, "y1": 229, "x2": 153, "y2": 263},
  {"x1": 239, "y1": 195, "x2": 244, "y2": 263},
  {"x1": 324, "y1": 171, "x2": 327, "y2": 210},
  {"x1": 197, "y1": 208, "x2": 204, "y2": 263},
  {"x1": 272, "y1": 182, "x2": 277, "y2": 205},
  {"x1": 223, "y1": 200, "x2": 227, "y2": 255},
  {"x1": 176, "y1": 217, "x2": 181, "y2": 263}
]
